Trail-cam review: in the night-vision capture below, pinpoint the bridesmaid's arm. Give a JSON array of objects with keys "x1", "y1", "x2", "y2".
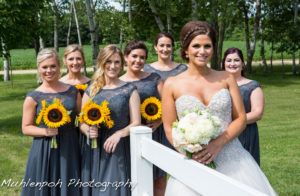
[
  {"x1": 103, "y1": 90, "x2": 141, "y2": 153},
  {"x1": 22, "y1": 97, "x2": 58, "y2": 137},
  {"x1": 247, "y1": 87, "x2": 264, "y2": 124},
  {"x1": 157, "y1": 79, "x2": 164, "y2": 98},
  {"x1": 75, "y1": 92, "x2": 82, "y2": 114},
  {"x1": 195, "y1": 73, "x2": 246, "y2": 164},
  {"x1": 161, "y1": 77, "x2": 177, "y2": 145},
  {"x1": 79, "y1": 93, "x2": 98, "y2": 138}
]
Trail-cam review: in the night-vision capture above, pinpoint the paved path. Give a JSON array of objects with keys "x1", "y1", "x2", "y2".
[{"x1": 0, "y1": 59, "x2": 299, "y2": 75}]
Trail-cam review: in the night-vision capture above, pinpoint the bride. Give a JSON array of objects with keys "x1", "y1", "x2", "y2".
[{"x1": 161, "y1": 21, "x2": 277, "y2": 196}]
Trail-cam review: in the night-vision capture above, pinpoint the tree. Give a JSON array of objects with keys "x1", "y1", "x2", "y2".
[
  {"x1": 147, "y1": 0, "x2": 166, "y2": 32},
  {"x1": 292, "y1": 0, "x2": 299, "y2": 75},
  {"x1": 85, "y1": 0, "x2": 99, "y2": 69},
  {"x1": 53, "y1": 0, "x2": 59, "y2": 52},
  {"x1": 191, "y1": 0, "x2": 198, "y2": 21}
]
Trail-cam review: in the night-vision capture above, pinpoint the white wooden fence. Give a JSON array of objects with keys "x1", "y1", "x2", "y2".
[{"x1": 130, "y1": 126, "x2": 268, "y2": 196}]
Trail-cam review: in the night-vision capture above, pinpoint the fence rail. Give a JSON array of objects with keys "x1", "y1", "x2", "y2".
[{"x1": 130, "y1": 126, "x2": 267, "y2": 196}]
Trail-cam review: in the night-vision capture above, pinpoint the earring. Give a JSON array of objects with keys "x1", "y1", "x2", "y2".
[{"x1": 185, "y1": 54, "x2": 189, "y2": 59}]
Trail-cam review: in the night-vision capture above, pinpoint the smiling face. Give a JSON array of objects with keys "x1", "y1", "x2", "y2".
[
  {"x1": 224, "y1": 53, "x2": 243, "y2": 75},
  {"x1": 104, "y1": 53, "x2": 122, "y2": 79},
  {"x1": 38, "y1": 57, "x2": 60, "y2": 82},
  {"x1": 185, "y1": 34, "x2": 213, "y2": 67},
  {"x1": 63, "y1": 50, "x2": 84, "y2": 73},
  {"x1": 154, "y1": 36, "x2": 173, "y2": 60},
  {"x1": 125, "y1": 49, "x2": 146, "y2": 72}
]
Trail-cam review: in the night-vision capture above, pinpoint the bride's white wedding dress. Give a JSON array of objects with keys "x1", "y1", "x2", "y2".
[{"x1": 165, "y1": 89, "x2": 277, "y2": 196}]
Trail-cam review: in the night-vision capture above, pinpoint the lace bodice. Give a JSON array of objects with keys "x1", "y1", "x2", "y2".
[
  {"x1": 239, "y1": 80, "x2": 260, "y2": 113},
  {"x1": 26, "y1": 86, "x2": 79, "y2": 128},
  {"x1": 143, "y1": 64, "x2": 188, "y2": 82},
  {"x1": 175, "y1": 89, "x2": 232, "y2": 133},
  {"x1": 129, "y1": 72, "x2": 161, "y2": 102}
]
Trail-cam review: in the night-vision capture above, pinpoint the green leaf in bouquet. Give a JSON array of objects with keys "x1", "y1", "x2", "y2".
[
  {"x1": 67, "y1": 110, "x2": 72, "y2": 116},
  {"x1": 172, "y1": 120, "x2": 178, "y2": 128},
  {"x1": 75, "y1": 116, "x2": 79, "y2": 127}
]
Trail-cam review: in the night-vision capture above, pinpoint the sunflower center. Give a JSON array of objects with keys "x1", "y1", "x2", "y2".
[
  {"x1": 145, "y1": 103, "x2": 158, "y2": 116},
  {"x1": 48, "y1": 109, "x2": 63, "y2": 122},
  {"x1": 88, "y1": 108, "x2": 101, "y2": 121}
]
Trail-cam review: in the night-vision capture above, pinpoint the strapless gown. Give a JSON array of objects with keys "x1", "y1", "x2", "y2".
[{"x1": 165, "y1": 89, "x2": 277, "y2": 196}]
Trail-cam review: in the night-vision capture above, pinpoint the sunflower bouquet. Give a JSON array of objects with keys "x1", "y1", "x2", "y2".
[
  {"x1": 78, "y1": 100, "x2": 114, "y2": 148},
  {"x1": 75, "y1": 83, "x2": 88, "y2": 96},
  {"x1": 36, "y1": 98, "x2": 72, "y2": 148},
  {"x1": 141, "y1": 97, "x2": 162, "y2": 121}
]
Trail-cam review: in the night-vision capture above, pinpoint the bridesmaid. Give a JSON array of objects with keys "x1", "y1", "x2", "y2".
[
  {"x1": 60, "y1": 44, "x2": 91, "y2": 92},
  {"x1": 143, "y1": 32, "x2": 187, "y2": 82},
  {"x1": 222, "y1": 47, "x2": 264, "y2": 165},
  {"x1": 80, "y1": 44, "x2": 141, "y2": 196},
  {"x1": 21, "y1": 49, "x2": 81, "y2": 196},
  {"x1": 120, "y1": 40, "x2": 166, "y2": 196}
]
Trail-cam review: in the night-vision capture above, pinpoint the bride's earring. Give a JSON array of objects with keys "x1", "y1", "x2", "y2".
[{"x1": 185, "y1": 54, "x2": 189, "y2": 59}]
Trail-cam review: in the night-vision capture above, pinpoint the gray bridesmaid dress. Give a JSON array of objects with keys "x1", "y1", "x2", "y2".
[
  {"x1": 21, "y1": 86, "x2": 81, "y2": 196},
  {"x1": 128, "y1": 73, "x2": 169, "y2": 179},
  {"x1": 238, "y1": 80, "x2": 261, "y2": 165},
  {"x1": 81, "y1": 83, "x2": 136, "y2": 196}
]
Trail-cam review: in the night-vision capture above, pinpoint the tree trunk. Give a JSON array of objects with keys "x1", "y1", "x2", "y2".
[
  {"x1": 247, "y1": 0, "x2": 261, "y2": 73},
  {"x1": 85, "y1": 0, "x2": 99, "y2": 70},
  {"x1": 270, "y1": 31, "x2": 274, "y2": 72},
  {"x1": 210, "y1": 0, "x2": 219, "y2": 70},
  {"x1": 217, "y1": 18, "x2": 227, "y2": 69},
  {"x1": 166, "y1": 4, "x2": 171, "y2": 33},
  {"x1": 67, "y1": 1, "x2": 73, "y2": 46},
  {"x1": 128, "y1": 0, "x2": 132, "y2": 24},
  {"x1": 281, "y1": 50, "x2": 285, "y2": 76},
  {"x1": 1, "y1": 40, "x2": 10, "y2": 81},
  {"x1": 147, "y1": 0, "x2": 165, "y2": 32},
  {"x1": 292, "y1": 0, "x2": 299, "y2": 75},
  {"x1": 53, "y1": 0, "x2": 59, "y2": 52},
  {"x1": 259, "y1": 19, "x2": 267, "y2": 73},
  {"x1": 73, "y1": 0, "x2": 82, "y2": 46},
  {"x1": 119, "y1": 0, "x2": 126, "y2": 49},
  {"x1": 38, "y1": 13, "x2": 45, "y2": 50},
  {"x1": 34, "y1": 39, "x2": 40, "y2": 57},
  {"x1": 243, "y1": 3, "x2": 250, "y2": 73},
  {"x1": 191, "y1": 0, "x2": 198, "y2": 20}
]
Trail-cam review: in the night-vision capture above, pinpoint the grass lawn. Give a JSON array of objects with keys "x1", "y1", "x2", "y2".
[
  {"x1": 0, "y1": 67, "x2": 299, "y2": 195},
  {"x1": 0, "y1": 41, "x2": 297, "y2": 70}
]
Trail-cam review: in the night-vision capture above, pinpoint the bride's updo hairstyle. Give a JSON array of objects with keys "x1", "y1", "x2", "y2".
[
  {"x1": 89, "y1": 44, "x2": 125, "y2": 99},
  {"x1": 180, "y1": 21, "x2": 217, "y2": 62}
]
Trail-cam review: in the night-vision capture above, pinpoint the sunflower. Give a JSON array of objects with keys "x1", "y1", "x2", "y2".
[
  {"x1": 36, "y1": 100, "x2": 47, "y2": 125},
  {"x1": 82, "y1": 101, "x2": 105, "y2": 125},
  {"x1": 43, "y1": 98, "x2": 71, "y2": 128},
  {"x1": 75, "y1": 83, "x2": 88, "y2": 96},
  {"x1": 141, "y1": 97, "x2": 162, "y2": 121}
]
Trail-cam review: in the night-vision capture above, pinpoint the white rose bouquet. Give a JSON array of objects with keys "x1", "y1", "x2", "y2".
[{"x1": 172, "y1": 109, "x2": 222, "y2": 168}]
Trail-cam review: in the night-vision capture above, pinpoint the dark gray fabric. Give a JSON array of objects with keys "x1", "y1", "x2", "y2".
[
  {"x1": 21, "y1": 85, "x2": 81, "y2": 196},
  {"x1": 238, "y1": 80, "x2": 261, "y2": 165},
  {"x1": 143, "y1": 64, "x2": 188, "y2": 82},
  {"x1": 81, "y1": 83, "x2": 136, "y2": 196},
  {"x1": 128, "y1": 73, "x2": 170, "y2": 179}
]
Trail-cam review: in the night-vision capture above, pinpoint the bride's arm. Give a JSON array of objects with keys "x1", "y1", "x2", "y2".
[
  {"x1": 161, "y1": 77, "x2": 177, "y2": 145},
  {"x1": 194, "y1": 73, "x2": 246, "y2": 164}
]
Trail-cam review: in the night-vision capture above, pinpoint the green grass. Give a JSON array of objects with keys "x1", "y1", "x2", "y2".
[
  {"x1": 1, "y1": 41, "x2": 297, "y2": 70},
  {"x1": 0, "y1": 69, "x2": 300, "y2": 195}
]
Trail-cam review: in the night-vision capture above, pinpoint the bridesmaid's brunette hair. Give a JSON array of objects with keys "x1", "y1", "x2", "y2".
[
  {"x1": 124, "y1": 40, "x2": 148, "y2": 59},
  {"x1": 154, "y1": 32, "x2": 174, "y2": 47},
  {"x1": 180, "y1": 21, "x2": 217, "y2": 62},
  {"x1": 36, "y1": 48, "x2": 60, "y2": 83},
  {"x1": 63, "y1": 44, "x2": 86, "y2": 65},
  {"x1": 222, "y1": 47, "x2": 245, "y2": 76},
  {"x1": 89, "y1": 44, "x2": 124, "y2": 99}
]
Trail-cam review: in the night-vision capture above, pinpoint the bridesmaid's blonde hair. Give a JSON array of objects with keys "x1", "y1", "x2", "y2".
[
  {"x1": 63, "y1": 44, "x2": 86, "y2": 66},
  {"x1": 89, "y1": 44, "x2": 124, "y2": 99},
  {"x1": 36, "y1": 49, "x2": 60, "y2": 83}
]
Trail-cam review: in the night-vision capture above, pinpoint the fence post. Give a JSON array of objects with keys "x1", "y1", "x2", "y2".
[{"x1": 130, "y1": 126, "x2": 153, "y2": 196}]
